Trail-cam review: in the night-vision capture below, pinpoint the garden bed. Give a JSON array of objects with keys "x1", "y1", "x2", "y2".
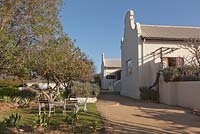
[{"x1": 0, "y1": 103, "x2": 104, "y2": 134}]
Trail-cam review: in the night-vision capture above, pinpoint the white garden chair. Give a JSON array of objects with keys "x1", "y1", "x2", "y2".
[
  {"x1": 63, "y1": 99, "x2": 79, "y2": 114},
  {"x1": 37, "y1": 91, "x2": 57, "y2": 117},
  {"x1": 77, "y1": 97, "x2": 88, "y2": 112}
]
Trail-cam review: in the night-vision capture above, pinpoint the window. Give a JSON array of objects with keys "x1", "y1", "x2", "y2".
[
  {"x1": 176, "y1": 57, "x2": 184, "y2": 67},
  {"x1": 168, "y1": 58, "x2": 176, "y2": 67},
  {"x1": 126, "y1": 59, "x2": 133, "y2": 75},
  {"x1": 106, "y1": 75, "x2": 116, "y2": 79},
  {"x1": 163, "y1": 57, "x2": 184, "y2": 68}
]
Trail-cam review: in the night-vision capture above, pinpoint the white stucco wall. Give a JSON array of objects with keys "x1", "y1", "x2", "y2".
[
  {"x1": 160, "y1": 76, "x2": 200, "y2": 109},
  {"x1": 113, "y1": 80, "x2": 121, "y2": 92},
  {"x1": 121, "y1": 10, "x2": 140, "y2": 99},
  {"x1": 121, "y1": 10, "x2": 194, "y2": 100},
  {"x1": 141, "y1": 40, "x2": 192, "y2": 87}
]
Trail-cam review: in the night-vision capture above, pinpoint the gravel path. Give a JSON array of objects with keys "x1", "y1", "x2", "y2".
[{"x1": 97, "y1": 94, "x2": 200, "y2": 134}]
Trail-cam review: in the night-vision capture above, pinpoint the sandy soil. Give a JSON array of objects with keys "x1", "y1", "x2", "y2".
[{"x1": 97, "y1": 94, "x2": 200, "y2": 134}]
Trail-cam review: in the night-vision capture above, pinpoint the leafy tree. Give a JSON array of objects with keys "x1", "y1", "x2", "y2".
[
  {"x1": 179, "y1": 39, "x2": 200, "y2": 67},
  {"x1": 0, "y1": 0, "x2": 63, "y2": 72},
  {"x1": 0, "y1": 0, "x2": 95, "y2": 100},
  {"x1": 0, "y1": 0, "x2": 64, "y2": 78},
  {"x1": 0, "y1": 0, "x2": 63, "y2": 46},
  {"x1": 93, "y1": 73, "x2": 101, "y2": 86},
  {"x1": 33, "y1": 37, "x2": 94, "y2": 90}
]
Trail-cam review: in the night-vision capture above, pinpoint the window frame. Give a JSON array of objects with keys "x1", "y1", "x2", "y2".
[
  {"x1": 163, "y1": 57, "x2": 184, "y2": 68},
  {"x1": 126, "y1": 59, "x2": 133, "y2": 75}
]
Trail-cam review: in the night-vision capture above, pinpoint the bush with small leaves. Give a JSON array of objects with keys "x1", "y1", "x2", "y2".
[
  {"x1": 64, "y1": 112, "x2": 78, "y2": 125},
  {"x1": 139, "y1": 87, "x2": 159, "y2": 103},
  {"x1": 0, "y1": 121, "x2": 6, "y2": 133},
  {"x1": 163, "y1": 66, "x2": 200, "y2": 82},
  {"x1": 16, "y1": 89, "x2": 37, "y2": 99},
  {"x1": 70, "y1": 82, "x2": 100, "y2": 97},
  {"x1": 92, "y1": 120, "x2": 102, "y2": 129},
  {"x1": 163, "y1": 67, "x2": 180, "y2": 82},
  {"x1": 0, "y1": 86, "x2": 19, "y2": 97},
  {"x1": 0, "y1": 78, "x2": 23, "y2": 87},
  {"x1": 31, "y1": 84, "x2": 39, "y2": 89}
]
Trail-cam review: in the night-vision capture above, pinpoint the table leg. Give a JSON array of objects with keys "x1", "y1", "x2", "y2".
[{"x1": 39, "y1": 103, "x2": 41, "y2": 115}]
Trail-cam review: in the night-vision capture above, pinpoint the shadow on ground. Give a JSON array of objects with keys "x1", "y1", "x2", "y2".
[
  {"x1": 103, "y1": 119, "x2": 199, "y2": 134},
  {"x1": 98, "y1": 94, "x2": 200, "y2": 134}
]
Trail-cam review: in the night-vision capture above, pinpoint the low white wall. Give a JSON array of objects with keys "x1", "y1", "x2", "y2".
[
  {"x1": 27, "y1": 83, "x2": 64, "y2": 90},
  {"x1": 160, "y1": 76, "x2": 200, "y2": 109},
  {"x1": 70, "y1": 97, "x2": 97, "y2": 103},
  {"x1": 101, "y1": 79, "x2": 115, "y2": 90}
]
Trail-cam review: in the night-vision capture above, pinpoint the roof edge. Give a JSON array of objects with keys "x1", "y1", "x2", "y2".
[{"x1": 141, "y1": 24, "x2": 200, "y2": 29}]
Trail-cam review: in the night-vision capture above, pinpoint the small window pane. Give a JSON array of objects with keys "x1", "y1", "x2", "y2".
[{"x1": 106, "y1": 75, "x2": 116, "y2": 79}]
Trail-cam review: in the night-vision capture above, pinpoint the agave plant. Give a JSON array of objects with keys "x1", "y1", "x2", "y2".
[
  {"x1": 21, "y1": 98, "x2": 30, "y2": 107},
  {"x1": 2, "y1": 96, "x2": 12, "y2": 103},
  {"x1": 4, "y1": 113, "x2": 21, "y2": 127},
  {"x1": 13, "y1": 97, "x2": 21, "y2": 104}
]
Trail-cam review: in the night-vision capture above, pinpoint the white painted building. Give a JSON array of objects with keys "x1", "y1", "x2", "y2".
[
  {"x1": 121, "y1": 10, "x2": 200, "y2": 99},
  {"x1": 101, "y1": 53, "x2": 121, "y2": 91}
]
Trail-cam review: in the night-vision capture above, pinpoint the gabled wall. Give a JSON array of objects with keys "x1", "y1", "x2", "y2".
[
  {"x1": 120, "y1": 10, "x2": 193, "y2": 99},
  {"x1": 121, "y1": 10, "x2": 140, "y2": 99}
]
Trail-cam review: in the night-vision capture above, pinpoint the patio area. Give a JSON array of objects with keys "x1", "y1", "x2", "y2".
[{"x1": 97, "y1": 94, "x2": 200, "y2": 134}]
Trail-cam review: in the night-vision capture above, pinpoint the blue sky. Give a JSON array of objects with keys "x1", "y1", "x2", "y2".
[{"x1": 60, "y1": 0, "x2": 200, "y2": 72}]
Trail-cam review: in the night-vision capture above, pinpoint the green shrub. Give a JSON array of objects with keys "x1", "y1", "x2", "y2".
[
  {"x1": 31, "y1": 84, "x2": 39, "y2": 89},
  {"x1": 56, "y1": 92, "x2": 65, "y2": 101},
  {"x1": 18, "y1": 83, "x2": 28, "y2": 87},
  {"x1": 163, "y1": 67, "x2": 180, "y2": 82},
  {"x1": 0, "y1": 78, "x2": 23, "y2": 87},
  {"x1": 0, "y1": 86, "x2": 19, "y2": 97},
  {"x1": 139, "y1": 87, "x2": 159, "y2": 102},
  {"x1": 178, "y1": 66, "x2": 200, "y2": 81},
  {"x1": 92, "y1": 120, "x2": 102, "y2": 129},
  {"x1": 16, "y1": 89, "x2": 37, "y2": 99},
  {"x1": 64, "y1": 112, "x2": 78, "y2": 125},
  {"x1": 35, "y1": 113, "x2": 50, "y2": 127},
  {"x1": 70, "y1": 82, "x2": 100, "y2": 97},
  {"x1": 0, "y1": 121, "x2": 6, "y2": 133},
  {"x1": 163, "y1": 66, "x2": 200, "y2": 82},
  {"x1": 0, "y1": 86, "x2": 36, "y2": 99}
]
